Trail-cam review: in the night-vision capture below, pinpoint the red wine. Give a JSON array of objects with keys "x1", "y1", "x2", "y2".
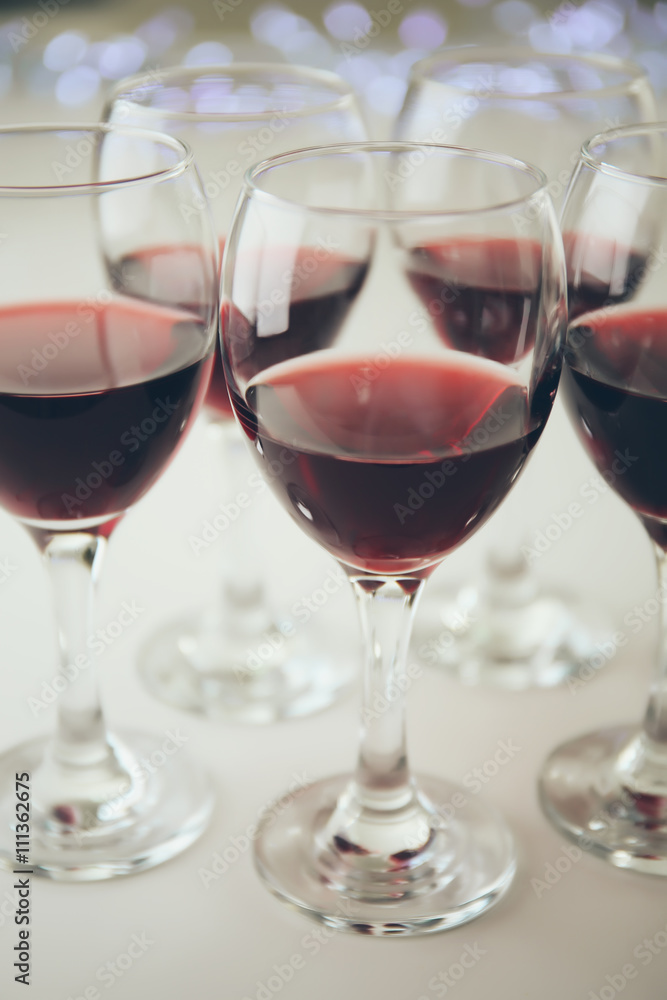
[
  {"x1": 564, "y1": 233, "x2": 648, "y2": 320},
  {"x1": 563, "y1": 309, "x2": 667, "y2": 544},
  {"x1": 108, "y1": 243, "x2": 230, "y2": 417},
  {"x1": 112, "y1": 243, "x2": 368, "y2": 419},
  {"x1": 0, "y1": 299, "x2": 212, "y2": 524},
  {"x1": 235, "y1": 353, "x2": 544, "y2": 576},
  {"x1": 406, "y1": 238, "x2": 542, "y2": 364}
]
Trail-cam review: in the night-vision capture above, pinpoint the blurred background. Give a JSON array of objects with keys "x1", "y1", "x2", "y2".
[{"x1": 0, "y1": 0, "x2": 664, "y2": 133}]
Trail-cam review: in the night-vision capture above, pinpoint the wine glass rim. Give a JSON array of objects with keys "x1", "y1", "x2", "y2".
[
  {"x1": 244, "y1": 141, "x2": 550, "y2": 219},
  {"x1": 408, "y1": 45, "x2": 650, "y2": 102},
  {"x1": 105, "y1": 63, "x2": 357, "y2": 122},
  {"x1": 581, "y1": 120, "x2": 667, "y2": 186},
  {"x1": 0, "y1": 123, "x2": 194, "y2": 195}
]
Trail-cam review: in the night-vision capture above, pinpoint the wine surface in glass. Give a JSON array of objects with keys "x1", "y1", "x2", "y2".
[
  {"x1": 406, "y1": 238, "x2": 542, "y2": 364},
  {"x1": 113, "y1": 243, "x2": 368, "y2": 419},
  {"x1": 0, "y1": 298, "x2": 211, "y2": 523},
  {"x1": 235, "y1": 352, "x2": 547, "y2": 576}
]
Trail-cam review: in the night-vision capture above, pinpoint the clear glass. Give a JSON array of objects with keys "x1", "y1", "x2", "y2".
[
  {"x1": 540, "y1": 121, "x2": 667, "y2": 874},
  {"x1": 395, "y1": 47, "x2": 656, "y2": 690},
  {"x1": 0, "y1": 125, "x2": 218, "y2": 879},
  {"x1": 222, "y1": 141, "x2": 566, "y2": 932},
  {"x1": 104, "y1": 64, "x2": 368, "y2": 722}
]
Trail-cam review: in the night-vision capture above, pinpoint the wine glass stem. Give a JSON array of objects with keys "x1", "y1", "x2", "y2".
[
  {"x1": 209, "y1": 415, "x2": 272, "y2": 625},
  {"x1": 349, "y1": 576, "x2": 425, "y2": 811},
  {"x1": 32, "y1": 529, "x2": 112, "y2": 767},
  {"x1": 616, "y1": 541, "x2": 667, "y2": 797},
  {"x1": 642, "y1": 545, "x2": 667, "y2": 745}
]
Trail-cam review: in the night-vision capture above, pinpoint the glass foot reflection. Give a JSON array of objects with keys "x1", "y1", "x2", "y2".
[
  {"x1": 413, "y1": 551, "x2": 613, "y2": 690},
  {"x1": 138, "y1": 612, "x2": 355, "y2": 724},
  {"x1": 254, "y1": 774, "x2": 516, "y2": 935},
  {"x1": 0, "y1": 729, "x2": 213, "y2": 880},
  {"x1": 539, "y1": 725, "x2": 667, "y2": 876}
]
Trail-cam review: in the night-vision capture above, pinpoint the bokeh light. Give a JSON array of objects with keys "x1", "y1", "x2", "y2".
[
  {"x1": 97, "y1": 36, "x2": 147, "y2": 80},
  {"x1": 184, "y1": 41, "x2": 233, "y2": 66},
  {"x1": 323, "y1": 3, "x2": 372, "y2": 40},
  {"x1": 398, "y1": 11, "x2": 447, "y2": 49},
  {"x1": 43, "y1": 32, "x2": 88, "y2": 73},
  {"x1": 55, "y1": 66, "x2": 100, "y2": 106}
]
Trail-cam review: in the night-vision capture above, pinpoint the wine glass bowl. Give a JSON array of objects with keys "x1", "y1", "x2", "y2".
[
  {"x1": 222, "y1": 141, "x2": 566, "y2": 932},
  {"x1": 104, "y1": 64, "x2": 369, "y2": 723},
  {"x1": 395, "y1": 47, "x2": 656, "y2": 690},
  {"x1": 0, "y1": 125, "x2": 218, "y2": 879},
  {"x1": 540, "y1": 122, "x2": 667, "y2": 874}
]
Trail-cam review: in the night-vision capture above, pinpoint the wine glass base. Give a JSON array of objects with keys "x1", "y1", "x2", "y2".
[
  {"x1": 413, "y1": 583, "x2": 612, "y2": 690},
  {"x1": 539, "y1": 725, "x2": 667, "y2": 876},
  {"x1": 254, "y1": 773, "x2": 516, "y2": 935},
  {"x1": 137, "y1": 614, "x2": 355, "y2": 724},
  {"x1": 0, "y1": 730, "x2": 213, "y2": 881}
]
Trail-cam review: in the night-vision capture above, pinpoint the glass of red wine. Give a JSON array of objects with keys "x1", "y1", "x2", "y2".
[
  {"x1": 540, "y1": 122, "x2": 667, "y2": 874},
  {"x1": 396, "y1": 48, "x2": 655, "y2": 690},
  {"x1": 103, "y1": 65, "x2": 367, "y2": 723},
  {"x1": 222, "y1": 141, "x2": 566, "y2": 932},
  {"x1": 0, "y1": 125, "x2": 218, "y2": 879}
]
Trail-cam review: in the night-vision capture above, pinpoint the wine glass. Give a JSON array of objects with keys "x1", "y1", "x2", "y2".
[
  {"x1": 540, "y1": 121, "x2": 667, "y2": 874},
  {"x1": 395, "y1": 48, "x2": 656, "y2": 689},
  {"x1": 0, "y1": 125, "x2": 218, "y2": 879},
  {"x1": 103, "y1": 64, "x2": 368, "y2": 723},
  {"x1": 222, "y1": 141, "x2": 566, "y2": 932}
]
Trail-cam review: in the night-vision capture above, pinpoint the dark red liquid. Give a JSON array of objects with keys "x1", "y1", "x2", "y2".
[
  {"x1": 112, "y1": 243, "x2": 368, "y2": 419},
  {"x1": 0, "y1": 299, "x2": 212, "y2": 524},
  {"x1": 234, "y1": 354, "x2": 544, "y2": 575},
  {"x1": 563, "y1": 309, "x2": 667, "y2": 545},
  {"x1": 406, "y1": 238, "x2": 542, "y2": 364},
  {"x1": 563, "y1": 233, "x2": 649, "y2": 320}
]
